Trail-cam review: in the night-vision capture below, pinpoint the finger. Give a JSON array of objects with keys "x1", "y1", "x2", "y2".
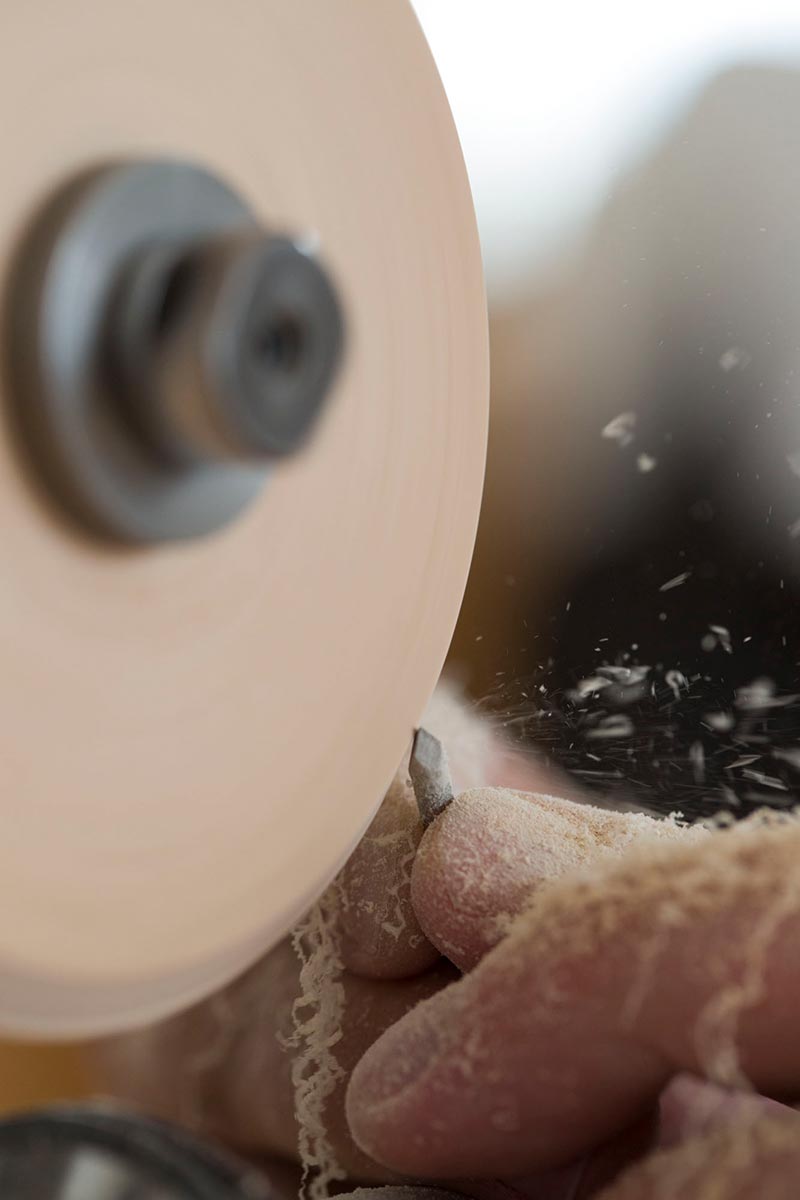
[
  {"x1": 411, "y1": 788, "x2": 704, "y2": 970},
  {"x1": 338, "y1": 775, "x2": 440, "y2": 979},
  {"x1": 94, "y1": 938, "x2": 456, "y2": 1180},
  {"x1": 598, "y1": 1110, "x2": 800, "y2": 1200},
  {"x1": 347, "y1": 816, "x2": 800, "y2": 1177}
]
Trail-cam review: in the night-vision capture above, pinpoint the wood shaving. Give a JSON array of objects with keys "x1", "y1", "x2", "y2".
[
  {"x1": 283, "y1": 883, "x2": 347, "y2": 1200},
  {"x1": 602, "y1": 411, "x2": 637, "y2": 447},
  {"x1": 659, "y1": 571, "x2": 692, "y2": 592}
]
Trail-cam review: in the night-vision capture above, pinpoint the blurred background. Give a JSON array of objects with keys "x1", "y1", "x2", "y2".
[
  {"x1": 415, "y1": 0, "x2": 800, "y2": 817},
  {"x1": 415, "y1": 0, "x2": 800, "y2": 302}
]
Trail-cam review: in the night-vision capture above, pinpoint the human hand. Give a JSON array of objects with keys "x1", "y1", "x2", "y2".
[
  {"x1": 95, "y1": 696, "x2": 800, "y2": 1199},
  {"x1": 347, "y1": 788, "x2": 800, "y2": 1198}
]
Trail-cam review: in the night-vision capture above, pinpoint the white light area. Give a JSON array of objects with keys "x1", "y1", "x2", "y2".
[{"x1": 412, "y1": 0, "x2": 800, "y2": 300}]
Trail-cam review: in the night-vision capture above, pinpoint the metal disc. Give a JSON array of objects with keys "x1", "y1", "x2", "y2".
[{"x1": 0, "y1": 0, "x2": 487, "y2": 1035}]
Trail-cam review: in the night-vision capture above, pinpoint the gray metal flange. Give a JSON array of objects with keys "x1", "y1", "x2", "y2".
[{"x1": 7, "y1": 160, "x2": 344, "y2": 543}]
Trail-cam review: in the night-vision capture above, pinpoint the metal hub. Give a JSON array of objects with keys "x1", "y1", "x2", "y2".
[{"x1": 7, "y1": 161, "x2": 344, "y2": 543}]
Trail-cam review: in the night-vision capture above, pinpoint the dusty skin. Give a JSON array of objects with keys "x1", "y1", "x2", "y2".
[{"x1": 97, "y1": 774, "x2": 800, "y2": 1198}]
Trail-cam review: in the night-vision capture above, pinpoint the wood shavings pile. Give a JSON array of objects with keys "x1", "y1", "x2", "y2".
[{"x1": 283, "y1": 882, "x2": 347, "y2": 1200}]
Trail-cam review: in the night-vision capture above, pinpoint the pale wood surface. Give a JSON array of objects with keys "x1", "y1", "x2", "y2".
[{"x1": 0, "y1": 0, "x2": 487, "y2": 1035}]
